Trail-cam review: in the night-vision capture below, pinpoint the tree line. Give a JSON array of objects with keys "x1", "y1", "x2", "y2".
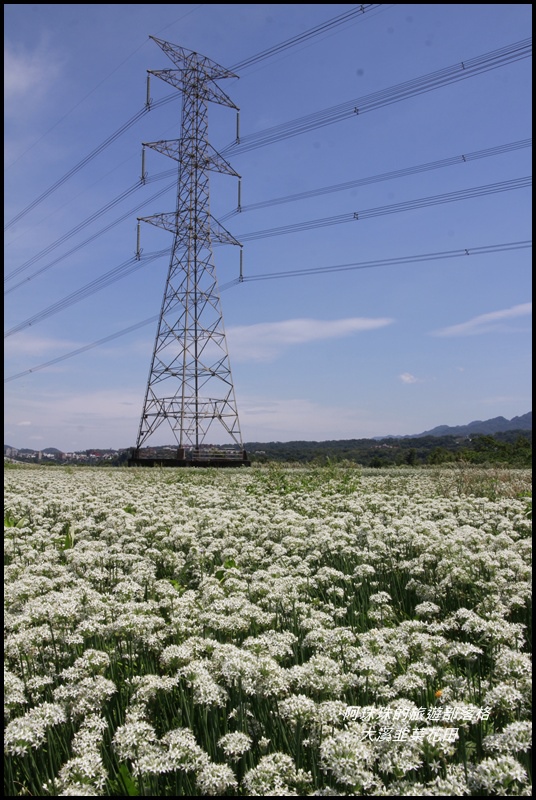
[{"x1": 245, "y1": 430, "x2": 532, "y2": 468}]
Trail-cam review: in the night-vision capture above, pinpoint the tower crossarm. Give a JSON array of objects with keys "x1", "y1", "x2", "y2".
[
  {"x1": 149, "y1": 36, "x2": 238, "y2": 81},
  {"x1": 209, "y1": 216, "x2": 242, "y2": 246},
  {"x1": 148, "y1": 69, "x2": 238, "y2": 109},
  {"x1": 137, "y1": 212, "x2": 241, "y2": 247},
  {"x1": 143, "y1": 139, "x2": 240, "y2": 177},
  {"x1": 137, "y1": 212, "x2": 179, "y2": 234}
]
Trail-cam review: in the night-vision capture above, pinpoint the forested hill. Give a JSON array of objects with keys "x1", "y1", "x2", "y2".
[
  {"x1": 245, "y1": 429, "x2": 532, "y2": 467},
  {"x1": 407, "y1": 411, "x2": 532, "y2": 438},
  {"x1": 5, "y1": 415, "x2": 532, "y2": 468}
]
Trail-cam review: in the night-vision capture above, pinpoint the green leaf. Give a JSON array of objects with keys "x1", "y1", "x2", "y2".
[{"x1": 117, "y1": 764, "x2": 139, "y2": 796}]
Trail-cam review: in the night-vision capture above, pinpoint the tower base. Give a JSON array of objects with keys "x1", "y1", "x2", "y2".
[{"x1": 127, "y1": 448, "x2": 250, "y2": 468}]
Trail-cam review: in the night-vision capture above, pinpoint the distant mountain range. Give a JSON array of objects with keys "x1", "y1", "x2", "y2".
[
  {"x1": 4, "y1": 412, "x2": 532, "y2": 456},
  {"x1": 380, "y1": 412, "x2": 532, "y2": 439}
]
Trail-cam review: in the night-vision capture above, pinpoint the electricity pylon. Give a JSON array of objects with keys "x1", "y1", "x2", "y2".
[{"x1": 132, "y1": 37, "x2": 248, "y2": 466}]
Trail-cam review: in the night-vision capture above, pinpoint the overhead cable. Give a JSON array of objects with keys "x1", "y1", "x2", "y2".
[
  {"x1": 235, "y1": 176, "x2": 532, "y2": 242},
  {"x1": 222, "y1": 138, "x2": 532, "y2": 218},
  {"x1": 4, "y1": 107, "x2": 149, "y2": 232},
  {"x1": 4, "y1": 317, "x2": 160, "y2": 384},
  {"x1": 5, "y1": 240, "x2": 531, "y2": 383},
  {"x1": 5, "y1": 36, "x2": 530, "y2": 231},
  {"x1": 230, "y1": 5, "x2": 383, "y2": 71},
  {"x1": 4, "y1": 176, "x2": 531, "y2": 339},
  {"x1": 4, "y1": 168, "x2": 175, "y2": 282},
  {"x1": 240, "y1": 240, "x2": 532, "y2": 282},
  {"x1": 222, "y1": 38, "x2": 532, "y2": 155},
  {"x1": 4, "y1": 249, "x2": 169, "y2": 339},
  {"x1": 3, "y1": 5, "x2": 382, "y2": 233},
  {"x1": 4, "y1": 180, "x2": 176, "y2": 294},
  {"x1": 9, "y1": 138, "x2": 529, "y2": 290},
  {"x1": 5, "y1": 34, "x2": 529, "y2": 239}
]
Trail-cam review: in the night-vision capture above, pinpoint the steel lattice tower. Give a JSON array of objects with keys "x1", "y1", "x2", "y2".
[{"x1": 132, "y1": 37, "x2": 248, "y2": 466}]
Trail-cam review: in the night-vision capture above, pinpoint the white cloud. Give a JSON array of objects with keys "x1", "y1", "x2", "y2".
[
  {"x1": 20, "y1": 389, "x2": 141, "y2": 421},
  {"x1": 480, "y1": 394, "x2": 527, "y2": 405},
  {"x1": 4, "y1": 388, "x2": 143, "y2": 449},
  {"x1": 239, "y1": 396, "x2": 381, "y2": 440},
  {"x1": 4, "y1": 333, "x2": 79, "y2": 357},
  {"x1": 227, "y1": 316, "x2": 394, "y2": 361},
  {"x1": 4, "y1": 41, "x2": 62, "y2": 109},
  {"x1": 431, "y1": 303, "x2": 532, "y2": 338},
  {"x1": 399, "y1": 372, "x2": 420, "y2": 384},
  {"x1": 4, "y1": 388, "x2": 395, "y2": 448}
]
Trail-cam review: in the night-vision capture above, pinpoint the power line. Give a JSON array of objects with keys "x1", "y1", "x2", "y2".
[
  {"x1": 221, "y1": 138, "x2": 532, "y2": 219},
  {"x1": 5, "y1": 240, "x2": 530, "y2": 383},
  {"x1": 234, "y1": 176, "x2": 532, "y2": 242},
  {"x1": 4, "y1": 317, "x2": 160, "y2": 384},
  {"x1": 4, "y1": 106, "x2": 150, "y2": 233},
  {"x1": 5, "y1": 180, "x2": 143, "y2": 283},
  {"x1": 7, "y1": 138, "x2": 531, "y2": 294},
  {"x1": 4, "y1": 179, "x2": 176, "y2": 294},
  {"x1": 4, "y1": 5, "x2": 385, "y2": 275},
  {"x1": 4, "y1": 5, "x2": 206, "y2": 172},
  {"x1": 222, "y1": 38, "x2": 532, "y2": 155},
  {"x1": 240, "y1": 240, "x2": 532, "y2": 282},
  {"x1": 230, "y1": 5, "x2": 383, "y2": 71},
  {"x1": 5, "y1": 176, "x2": 530, "y2": 339},
  {"x1": 4, "y1": 249, "x2": 169, "y2": 339},
  {"x1": 4, "y1": 5, "x2": 381, "y2": 233},
  {"x1": 4, "y1": 175, "x2": 530, "y2": 338},
  {"x1": 5, "y1": 33, "x2": 530, "y2": 234}
]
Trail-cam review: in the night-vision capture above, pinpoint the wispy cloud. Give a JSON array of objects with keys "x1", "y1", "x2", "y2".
[
  {"x1": 4, "y1": 333, "x2": 79, "y2": 357},
  {"x1": 239, "y1": 396, "x2": 381, "y2": 441},
  {"x1": 4, "y1": 388, "x2": 143, "y2": 450},
  {"x1": 227, "y1": 316, "x2": 394, "y2": 361},
  {"x1": 399, "y1": 372, "x2": 422, "y2": 384},
  {"x1": 481, "y1": 394, "x2": 528, "y2": 405},
  {"x1": 4, "y1": 40, "x2": 62, "y2": 111},
  {"x1": 431, "y1": 303, "x2": 532, "y2": 338}
]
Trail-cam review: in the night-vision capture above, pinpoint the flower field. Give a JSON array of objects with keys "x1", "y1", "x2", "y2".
[{"x1": 4, "y1": 463, "x2": 532, "y2": 796}]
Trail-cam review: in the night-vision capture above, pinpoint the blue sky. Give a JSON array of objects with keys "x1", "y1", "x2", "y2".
[{"x1": 4, "y1": 4, "x2": 532, "y2": 451}]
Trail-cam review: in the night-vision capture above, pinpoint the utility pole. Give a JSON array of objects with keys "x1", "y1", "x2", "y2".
[{"x1": 131, "y1": 38, "x2": 249, "y2": 467}]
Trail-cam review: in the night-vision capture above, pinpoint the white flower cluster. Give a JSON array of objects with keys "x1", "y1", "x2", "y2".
[
  {"x1": 217, "y1": 731, "x2": 252, "y2": 761},
  {"x1": 243, "y1": 752, "x2": 312, "y2": 795},
  {"x1": 5, "y1": 702, "x2": 66, "y2": 756},
  {"x1": 4, "y1": 464, "x2": 532, "y2": 796},
  {"x1": 55, "y1": 732, "x2": 108, "y2": 796}
]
